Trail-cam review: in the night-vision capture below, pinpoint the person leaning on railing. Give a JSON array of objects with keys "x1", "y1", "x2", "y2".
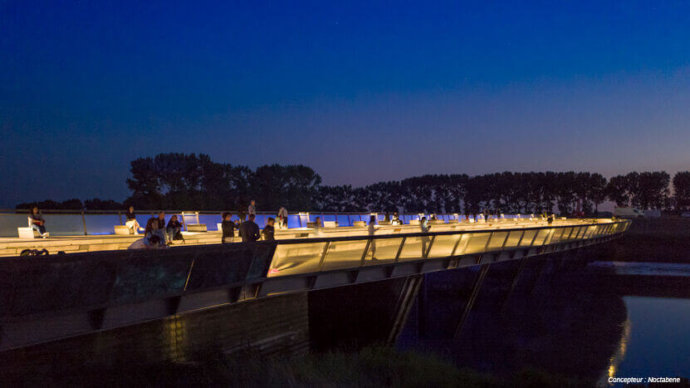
[{"x1": 28, "y1": 206, "x2": 49, "y2": 238}]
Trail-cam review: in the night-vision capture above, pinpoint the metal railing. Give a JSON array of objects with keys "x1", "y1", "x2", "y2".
[
  {"x1": 266, "y1": 220, "x2": 630, "y2": 277},
  {"x1": 0, "y1": 210, "x2": 532, "y2": 237}
]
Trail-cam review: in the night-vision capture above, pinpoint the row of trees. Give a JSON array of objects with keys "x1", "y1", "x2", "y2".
[{"x1": 16, "y1": 153, "x2": 690, "y2": 215}]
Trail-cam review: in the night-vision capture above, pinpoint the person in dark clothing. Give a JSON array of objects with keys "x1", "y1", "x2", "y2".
[
  {"x1": 384, "y1": 212, "x2": 390, "y2": 222},
  {"x1": 239, "y1": 214, "x2": 260, "y2": 242},
  {"x1": 262, "y1": 217, "x2": 276, "y2": 241},
  {"x1": 146, "y1": 212, "x2": 167, "y2": 242},
  {"x1": 166, "y1": 215, "x2": 184, "y2": 242},
  {"x1": 28, "y1": 206, "x2": 49, "y2": 238},
  {"x1": 221, "y1": 212, "x2": 235, "y2": 243}
]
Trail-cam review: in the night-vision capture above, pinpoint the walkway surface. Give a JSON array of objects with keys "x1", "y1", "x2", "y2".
[{"x1": 0, "y1": 218, "x2": 607, "y2": 258}]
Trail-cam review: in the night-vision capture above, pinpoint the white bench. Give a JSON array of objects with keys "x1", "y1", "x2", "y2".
[
  {"x1": 353, "y1": 221, "x2": 366, "y2": 227},
  {"x1": 18, "y1": 227, "x2": 39, "y2": 239},
  {"x1": 323, "y1": 221, "x2": 338, "y2": 228},
  {"x1": 114, "y1": 225, "x2": 131, "y2": 235},
  {"x1": 187, "y1": 224, "x2": 207, "y2": 232},
  {"x1": 409, "y1": 219, "x2": 420, "y2": 225}
]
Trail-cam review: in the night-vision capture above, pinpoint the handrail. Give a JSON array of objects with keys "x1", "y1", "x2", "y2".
[{"x1": 2, "y1": 209, "x2": 525, "y2": 216}]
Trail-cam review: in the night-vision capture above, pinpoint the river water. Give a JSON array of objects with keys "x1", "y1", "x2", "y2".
[{"x1": 394, "y1": 258, "x2": 690, "y2": 386}]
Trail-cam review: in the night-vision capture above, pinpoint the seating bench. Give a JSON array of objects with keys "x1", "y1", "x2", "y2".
[
  {"x1": 17, "y1": 227, "x2": 39, "y2": 239},
  {"x1": 187, "y1": 224, "x2": 207, "y2": 232},
  {"x1": 323, "y1": 221, "x2": 338, "y2": 228},
  {"x1": 114, "y1": 225, "x2": 131, "y2": 235}
]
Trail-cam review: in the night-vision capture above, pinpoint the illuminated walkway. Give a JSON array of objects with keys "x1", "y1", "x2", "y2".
[{"x1": 2, "y1": 218, "x2": 603, "y2": 257}]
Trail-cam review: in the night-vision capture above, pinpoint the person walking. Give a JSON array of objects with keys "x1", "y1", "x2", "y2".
[
  {"x1": 239, "y1": 214, "x2": 260, "y2": 242},
  {"x1": 368, "y1": 215, "x2": 377, "y2": 260},
  {"x1": 262, "y1": 217, "x2": 276, "y2": 241}
]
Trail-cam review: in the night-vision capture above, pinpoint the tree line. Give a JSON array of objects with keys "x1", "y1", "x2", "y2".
[{"x1": 16, "y1": 153, "x2": 690, "y2": 215}]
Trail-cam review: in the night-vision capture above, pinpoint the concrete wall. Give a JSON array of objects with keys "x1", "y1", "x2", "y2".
[{"x1": 0, "y1": 292, "x2": 309, "y2": 378}]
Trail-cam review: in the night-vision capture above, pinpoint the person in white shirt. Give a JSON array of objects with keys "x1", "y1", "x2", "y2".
[{"x1": 278, "y1": 206, "x2": 288, "y2": 229}]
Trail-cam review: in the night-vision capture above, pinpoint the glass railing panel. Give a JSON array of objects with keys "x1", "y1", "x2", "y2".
[
  {"x1": 321, "y1": 240, "x2": 369, "y2": 271},
  {"x1": 362, "y1": 237, "x2": 404, "y2": 266},
  {"x1": 519, "y1": 230, "x2": 538, "y2": 246},
  {"x1": 503, "y1": 230, "x2": 524, "y2": 249},
  {"x1": 464, "y1": 232, "x2": 491, "y2": 254},
  {"x1": 427, "y1": 234, "x2": 460, "y2": 258},
  {"x1": 398, "y1": 236, "x2": 430, "y2": 260},
  {"x1": 487, "y1": 231, "x2": 509, "y2": 250},
  {"x1": 532, "y1": 229, "x2": 551, "y2": 245},
  {"x1": 84, "y1": 214, "x2": 123, "y2": 235},
  {"x1": 335, "y1": 215, "x2": 350, "y2": 227},
  {"x1": 269, "y1": 242, "x2": 325, "y2": 276},
  {"x1": 559, "y1": 227, "x2": 575, "y2": 241},
  {"x1": 572, "y1": 226, "x2": 585, "y2": 239},
  {"x1": 548, "y1": 228, "x2": 566, "y2": 244}
]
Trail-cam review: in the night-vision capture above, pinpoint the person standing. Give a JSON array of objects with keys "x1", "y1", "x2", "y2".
[
  {"x1": 28, "y1": 206, "x2": 49, "y2": 238},
  {"x1": 313, "y1": 216, "x2": 323, "y2": 236},
  {"x1": 368, "y1": 215, "x2": 377, "y2": 260},
  {"x1": 278, "y1": 206, "x2": 288, "y2": 229},
  {"x1": 124, "y1": 206, "x2": 143, "y2": 234},
  {"x1": 420, "y1": 216, "x2": 431, "y2": 257},
  {"x1": 221, "y1": 212, "x2": 235, "y2": 243},
  {"x1": 239, "y1": 214, "x2": 260, "y2": 242},
  {"x1": 248, "y1": 200, "x2": 256, "y2": 219},
  {"x1": 262, "y1": 217, "x2": 276, "y2": 241}
]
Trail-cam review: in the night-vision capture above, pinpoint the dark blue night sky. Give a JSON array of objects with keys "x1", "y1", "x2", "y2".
[{"x1": 2, "y1": 1, "x2": 690, "y2": 206}]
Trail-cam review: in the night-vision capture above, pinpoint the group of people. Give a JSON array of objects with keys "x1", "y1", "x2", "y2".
[
  {"x1": 220, "y1": 211, "x2": 275, "y2": 243},
  {"x1": 127, "y1": 208, "x2": 185, "y2": 249}
]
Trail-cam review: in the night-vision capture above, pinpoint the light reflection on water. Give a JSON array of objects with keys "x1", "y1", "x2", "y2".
[
  {"x1": 396, "y1": 259, "x2": 690, "y2": 384},
  {"x1": 613, "y1": 296, "x2": 690, "y2": 380}
]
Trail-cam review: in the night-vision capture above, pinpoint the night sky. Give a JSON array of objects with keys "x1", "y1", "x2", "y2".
[{"x1": 2, "y1": 1, "x2": 690, "y2": 207}]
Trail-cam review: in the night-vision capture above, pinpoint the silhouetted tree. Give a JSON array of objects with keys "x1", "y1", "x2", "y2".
[{"x1": 673, "y1": 171, "x2": 690, "y2": 211}]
